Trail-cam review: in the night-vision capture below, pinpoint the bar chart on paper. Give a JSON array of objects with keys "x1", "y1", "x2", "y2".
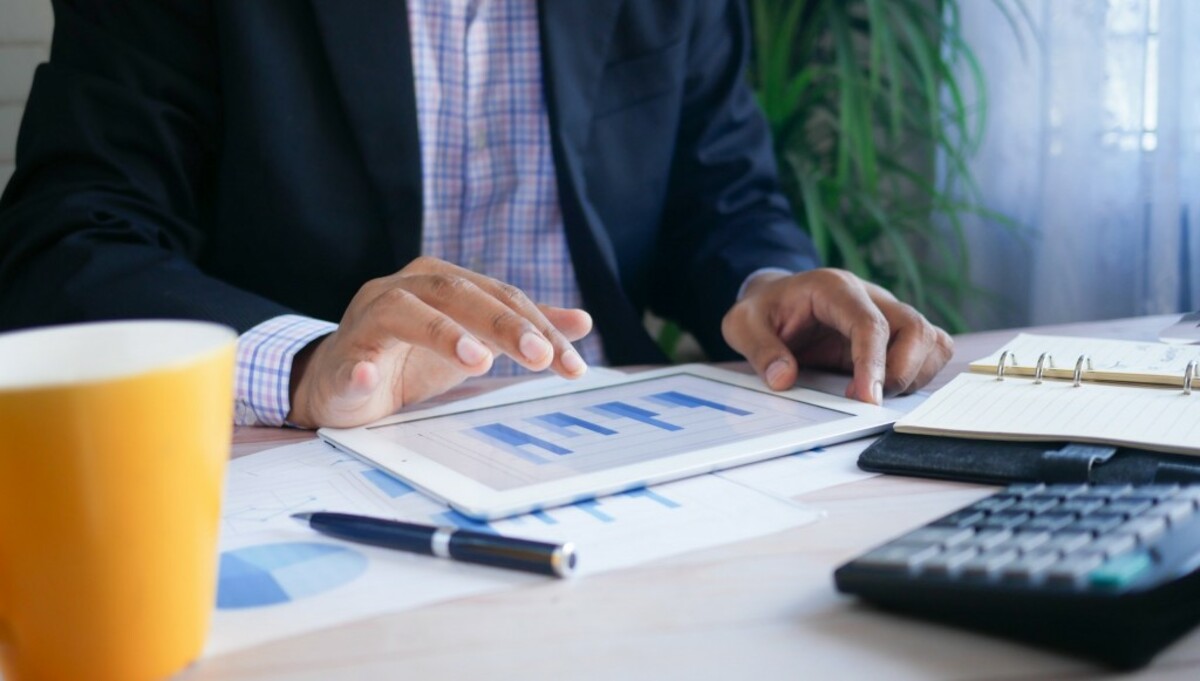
[
  {"x1": 207, "y1": 435, "x2": 820, "y2": 657},
  {"x1": 367, "y1": 373, "x2": 851, "y2": 490}
]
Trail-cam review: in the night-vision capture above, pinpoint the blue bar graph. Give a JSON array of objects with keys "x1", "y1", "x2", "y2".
[
  {"x1": 531, "y1": 412, "x2": 618, "y2": 437},
  {"x1": 591, "y1": 402, "x2": 682, "y2": 431},
  {"x1": 361, "y1": 469, "x2": 414, "y2": 498},
  {"x1": 622, "y1": 486, "x2": 682, "y2": 509},
  {"x1": 531, "y1": 510, "x2": 558, "y2": 525},
  {"x1": 574, "y1": 499, "x2": 616, "y2": 522},
  {"x1": 648, "y1": 391, "x2": 752, "y2": 416},
  {"x1": 473, "y1": 423, "x2": 572, "y2": 459},
  {"x1": 435, "y1": 510, "x2": 497, "y2": 535}
]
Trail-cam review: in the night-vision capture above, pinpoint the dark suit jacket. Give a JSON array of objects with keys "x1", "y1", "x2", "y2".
[{"x1": 0, "y1": 0, "x2": 818, "y2": 364}]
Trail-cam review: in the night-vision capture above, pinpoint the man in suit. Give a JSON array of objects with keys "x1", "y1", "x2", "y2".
[{"x1": 0, "y1": 0, "x2": 952, "y2": 428}]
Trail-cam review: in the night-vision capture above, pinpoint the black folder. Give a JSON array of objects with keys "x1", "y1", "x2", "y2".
[{"x1": 858, "y1": 429, "x2": 1200, "y2": 486}]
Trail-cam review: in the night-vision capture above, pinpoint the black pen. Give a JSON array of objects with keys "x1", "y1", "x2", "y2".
[{"x1": 291, "y1": 511, "x2": 577, "y2": 578}]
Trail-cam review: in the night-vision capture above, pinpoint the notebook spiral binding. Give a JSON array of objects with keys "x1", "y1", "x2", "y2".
[{"x1": 995, "y1": 350, "x2": 1197, "y2": 395}]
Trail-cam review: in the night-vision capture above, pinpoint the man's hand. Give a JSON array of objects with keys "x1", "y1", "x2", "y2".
[
  {"x1": 721, "y1": 268, "x2": 953, "y2": 404},
  {"x1": 287, "y1": 257, "x2": 593, "y2": 428}
]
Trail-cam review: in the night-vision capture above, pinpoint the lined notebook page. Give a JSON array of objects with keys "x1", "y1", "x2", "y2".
[
  {"x1": 895, "y1": 372, "x2": 1200, "y2": 456},
  {"x1": 969, "y1": 334, "x2": 1200, "y2": 387}
]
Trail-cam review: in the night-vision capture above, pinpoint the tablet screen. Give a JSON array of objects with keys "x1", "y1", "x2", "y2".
[{"x1": 367, "y1": 373, "x2": 851, "y2": 491}]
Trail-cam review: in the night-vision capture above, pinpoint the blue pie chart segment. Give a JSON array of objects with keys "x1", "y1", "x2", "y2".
[{"x1": 217, "y1": 542, "x2": 368, "y2": 610}]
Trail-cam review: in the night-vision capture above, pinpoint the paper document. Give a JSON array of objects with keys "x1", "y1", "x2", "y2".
[{"x1": 206, "y1": 438, "x2": 818, "y2": 657}]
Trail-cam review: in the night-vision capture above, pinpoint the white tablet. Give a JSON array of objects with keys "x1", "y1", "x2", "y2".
[{"x1": 318, "y1": 364, "x2": 899, "y2": 520}]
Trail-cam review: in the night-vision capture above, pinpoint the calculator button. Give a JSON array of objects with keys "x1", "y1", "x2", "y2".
[
  {"x1": 1039, "y1": 532, "x2": 1092, "y2": 554},
  {"x1": 1010, "y1": 497, "x2": 1061, "y2": 514},
  {"x1": 1007, "y1": 531, "x2": 1052, "y2": 552},
  {"x1": 1069, "y1": 514, "x2": 1125, "y2": 535},
  {"x1": 979, "y1": 511, "x2": 1030, "y2": 529},
  {"x1": 1074, "y1": 487, "x2": 1130, "y2": 504},
  {"x1": 1103, "y1": 499, "x2": 1153, "y2": 518},
  {"x1": 960, "y1": 549, "x2": 1019, "y2": 579},
  {"x1": 1000, "y1": 550, "x2": 1060, "y2": 583},
  {"x1": 1144, "y1": 500, "x2": 1196, "y2": 525},
  {"x1": 1075, "y1": 534, "x2": 1138, "y2": 559},
  {"x1": 961, "y1": 528, "x2": 1012, "y2": 551},
  {"x1": 1058, "y1": 498, "x2": 1105, "y2": 515},
  {"x1": 854, "y1": 544, "x2": 941, "y2": 572},
  {"x1": 1023, "y1": 512, "x2": 1076, "y2": 532},
  {"x1": 1130, "y1": 484, "x2": 1180, "y2": 500},
  {"x1": 1115, "y1": 516, "x2": 1168, "y2": 544},
  {"x1": 919, "y1": 547, "x2": 978, "y2": 577},
  {"x1": 1172, "y1": 487, "x2": 1200, "y2": 505},
  {"x1": 1045, "y1": 554, "x2": 1105, "y2": 587},
  {"x1": 1089, "y1": 550, "x2": 1153, "y2": 589},
  {"x1": 1005, "y1": 483, "x2": 1045, "y2": 495},
  {"x1": 893, "y1": 527, "x2": 974, "y2": 548}
]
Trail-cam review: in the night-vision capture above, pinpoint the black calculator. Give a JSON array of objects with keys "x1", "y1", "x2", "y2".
[{"x1": 835, "y1": 484, "x2": 1200, "y2": 669}]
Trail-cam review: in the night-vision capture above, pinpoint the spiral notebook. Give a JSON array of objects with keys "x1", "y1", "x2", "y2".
[{"x1": 894, "y1": 334, "x2": 1200, "y2": 456}]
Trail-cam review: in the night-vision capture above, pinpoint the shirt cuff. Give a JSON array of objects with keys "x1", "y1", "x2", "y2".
[
  {"x1": 235, "y1": 314, "x2": 338, "y2": 427},
  {"x1": 737, "y1": 268, "x2": 793, "y2": 301}
]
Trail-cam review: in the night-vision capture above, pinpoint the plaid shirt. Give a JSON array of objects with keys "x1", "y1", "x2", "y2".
[{"x1": 235, "y1": 0, "x2": 603, "y2": 426}]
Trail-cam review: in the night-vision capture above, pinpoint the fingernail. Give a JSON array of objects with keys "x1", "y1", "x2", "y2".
[
  {"x1": 872, "y1": 381, "x2": 884, "y2": 405},
  {"x1": 456, "y1": 335, "x2": 491, "y2": 366},
  {"x1": 519, "y1": 332, "x2": 552, "y2": 363},
  {"x1": 561, "y1": 348, "x2": 587, "y2": 375},
  {"x1": 766, "y1": 359, "x2": 790, "y2": 388}
]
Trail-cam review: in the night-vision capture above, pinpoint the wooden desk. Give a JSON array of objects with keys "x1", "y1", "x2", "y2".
[{"x1": 187, "y1": 315, "x2": 1200, "y2": 680}]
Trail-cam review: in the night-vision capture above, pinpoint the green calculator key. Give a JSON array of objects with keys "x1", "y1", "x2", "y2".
[{"x1": 1088, "y1": 551, "x2": 1152, "y2": 589}]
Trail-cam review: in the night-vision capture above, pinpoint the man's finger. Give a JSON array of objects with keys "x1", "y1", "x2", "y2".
[
  {"x1": 803, "y1": 272, "x2": 889, "y2": 405},
  {"x1": 869, "y1": 288, "x2": 954, "y2": 394},
  {"x1": 540, "y1": 306, "x2": 594, "y2": 343},
  {"x1": 364, "y1": 285, "x2": 494, "y2": 372},
  {"x1": 447, "y1": 270, "x2": 588, "y2": 377},
  {"x1": 907, "y1": 328, "x2": 953, "y2": 393},
  {"x1": 722, "y1": 303, "x2": 799, "y2": 391},
  {"x1": 399, "y1": 273, "x2": 565, "y2": 371},
  {"x1": 880, "y1": 317, "x2": 932, "y2": 395}
]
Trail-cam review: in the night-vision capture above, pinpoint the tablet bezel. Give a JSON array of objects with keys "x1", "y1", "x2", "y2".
[{"x1": 318, "y1": 364, "x2": 898, "y2": 520}]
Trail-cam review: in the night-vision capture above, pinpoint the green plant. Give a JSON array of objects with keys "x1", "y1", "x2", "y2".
[{"x1": 750, "y1": 0, "x2": 1018, "y2": 332}]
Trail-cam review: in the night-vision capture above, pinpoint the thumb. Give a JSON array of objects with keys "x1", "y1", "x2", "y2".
[{"x1": 315, "y1": 359, "x2": 382, "y2": 423}]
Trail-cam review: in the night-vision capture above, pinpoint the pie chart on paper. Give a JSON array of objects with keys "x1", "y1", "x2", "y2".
[{"x1": 216, "y1": 541, "x2": 368, "y2": 609}]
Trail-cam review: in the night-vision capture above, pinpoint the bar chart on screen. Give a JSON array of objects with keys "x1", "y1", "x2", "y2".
[
  {"x1": 368, "y1": 374, "x2": 850, "y2": 490},
  {"x1": 461, "y1": 391, "x2": 755, "y2": 462}
]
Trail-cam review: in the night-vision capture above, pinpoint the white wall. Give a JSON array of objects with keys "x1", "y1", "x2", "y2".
[{"x1": 0, "y1": 0, "x2": 53, "y2": 191}]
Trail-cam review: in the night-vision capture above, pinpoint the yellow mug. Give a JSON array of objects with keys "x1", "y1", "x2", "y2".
[{"x1": 0, "y1": 320, "x2": 236, "y2": 681}]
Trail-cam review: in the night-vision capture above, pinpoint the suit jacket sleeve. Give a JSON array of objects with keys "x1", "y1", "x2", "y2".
[
  {"x1": 648, "y1": 0, "x2": 820, "y2": 359},
  {"x1": 0, "y1": 0, "x2": 293, "y2": 333}
]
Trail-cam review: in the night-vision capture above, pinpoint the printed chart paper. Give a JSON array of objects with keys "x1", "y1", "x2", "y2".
[{"x1": 206, "y1": 438, "x2": 818, "y2": 656}]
